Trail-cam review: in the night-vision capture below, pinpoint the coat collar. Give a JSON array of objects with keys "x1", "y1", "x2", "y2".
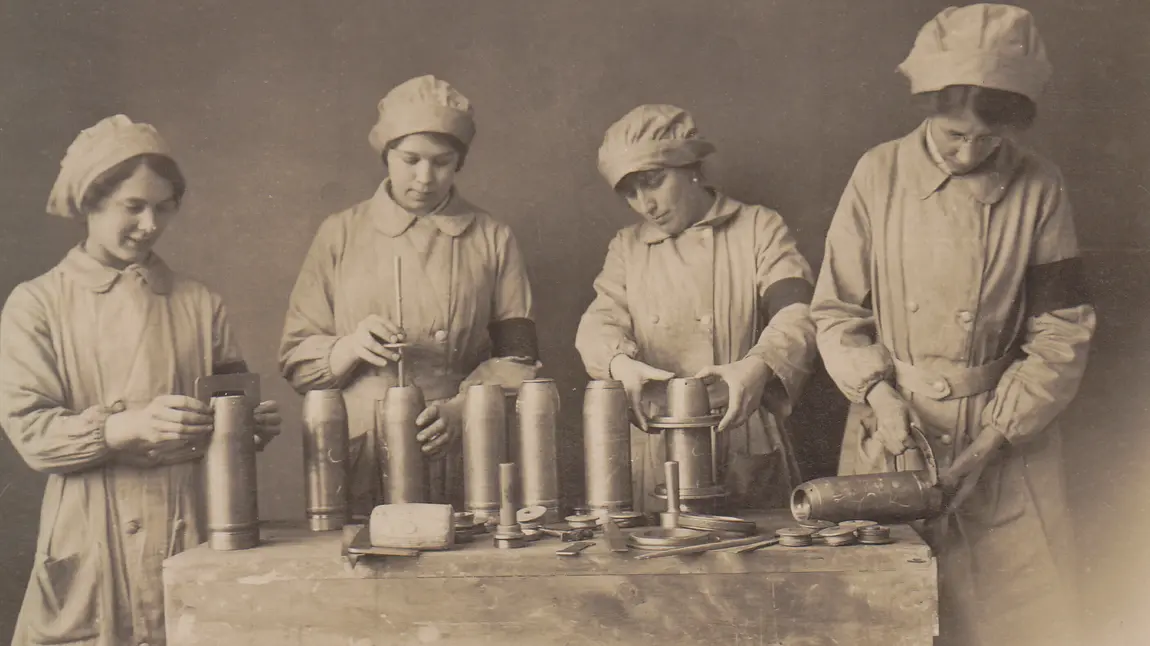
[
  {"x1": 58, "y1": 245, "x2": 174, "y2": 294},
  {"x1": 639, "y1": 192, "x2": 739, "y2": 245},
  {"x1": 899, "y1": 120, "x2": 1022, "y2": 206},
  {"x1": 369, "y1": 179, "x2": 478, "y2": 238}
]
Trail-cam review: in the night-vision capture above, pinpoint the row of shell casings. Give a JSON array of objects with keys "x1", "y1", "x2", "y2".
[{"x1": 463, "y1": 379, "x2": 562, "y2": 524}]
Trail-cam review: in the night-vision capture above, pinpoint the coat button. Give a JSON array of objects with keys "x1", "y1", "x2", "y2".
[
  {"x1": 907, "y1": 301, "x2": 919, "y2": 313},
  {"x1": 699, "y1": 314, "x2": 712, "y2": 326},
  {"x1": 933, "y1": 380, "x2": 947, "y2": 393},
  {"x1": 652, "y1": 315, "x2": 660, "y2": 324},
  {"x1": 433, "y1": 329, "x2": 448, "y2": 343},
  {"x1": 958, "y1": 311, "x2": 974, "y2": 323},
  {"x1": 940, "y1": 433, "x2": 953, "y2": 445},
  {"x1": 125, "y1": 520, "x2": 141, "y2": 535}
]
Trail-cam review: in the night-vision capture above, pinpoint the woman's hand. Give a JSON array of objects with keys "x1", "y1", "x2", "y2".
[
  {"x1": 253, "y1": 400, "x2": 282, "y2": 451},
  {"x1": 694, "y1": 357, "x2": 772, "y2": 432},
  {"x1": 105, "y1": 395, "x2": 214, "y2": 451},
  {"x1": 609, "y1": 355, "x2": 674, "y2": 432},
  {"x1": 940, "y1": 427, "x2": 1006, "y2": 493},
  {"x1": 865, "y1": 382, "x2": 921, "y2": 456},
  {"x1": 414, "y1": 396, "x2": 465, "y2": 456},
  {"x1": 329, "y1": 315, "x2": 406, "y2": 379}
]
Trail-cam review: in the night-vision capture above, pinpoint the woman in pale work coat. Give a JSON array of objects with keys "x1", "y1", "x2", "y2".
[
  {"x1": 576, "y1": 105, "x2": 817, "y2": 512},
  {"x1": 812, "y1": 6, "x2": 1094, "y2": 646},
  {"x1": 0, "y1": 116, "x2": 281, "y2": 646},
  {"x1": 280, "y1": 75, "x2": 539, "y2": 515}
]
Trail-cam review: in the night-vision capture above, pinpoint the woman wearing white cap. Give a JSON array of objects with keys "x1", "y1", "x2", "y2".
[
  {"x1": 280, "y1": 75, "x2": 538, "y2": 513},
  {"x1": 576, "y1": 104, "x2": 817, "y2": 513},
  {"x1": 0, "y1": 115, "x2": 281, "y2": 645},
  {"x1": 812, "y1": 5, "x2": 1093, "y2": 645}
]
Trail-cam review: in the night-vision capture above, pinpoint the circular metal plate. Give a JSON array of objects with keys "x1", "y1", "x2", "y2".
[
  {"x1": 627, "y1": 528, "x2": 713, "y2": 551},
  {"x1": 652, "y1": 484, "x2": 729, "y2": 501},
  {"x1": 517, "y1": 506, "x2": 548, "y2": 524},
  {"x1": 838, "y1": 520, "x2": 878, "y2": 530},
  {"x1": 678, "y1": 513, "x2": 757, "y2": 536},
  {"x1": 608, "y1": 511, "x2": 646, "y2": 528}
]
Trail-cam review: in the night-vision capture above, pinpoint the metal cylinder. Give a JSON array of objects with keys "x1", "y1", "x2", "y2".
[
  {"x1": 661, "y1": 461, "x2": 681, "y2": 528},
  {"x1": 583, "y1": 380, "x2": 632, "y2": 515},
  {"x1": 663, "y1": 377, "x2": 716, "y2": 495},
  {"x1": 302, "y1": 389, "x2": 349, "y2": 532},
  {"x1": 791, "y1": 472, "x2": 944, "y2": 525},
  {"x1": 463, "y1": 384, "x2": 508, "y2": 524},
  {"x1": 205, "y1": 395, "x2": 259, "y2": 551},
  {"x1": 498, "y1": 462, "x2": 518, "y2": 527},
  {"x1": 377, "y1": 386, "x2": 428, "y2": 504},
  {"x1": 666, "y1": 378, "x2": 710, "y2": 418},
  {"x1": 516, "y1": 378, "x2": 560, "y2": 522}
]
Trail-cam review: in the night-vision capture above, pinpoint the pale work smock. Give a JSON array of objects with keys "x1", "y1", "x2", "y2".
[
  {"x1": 812, "y1": 121, "x2": 1095, "y2": 646},
  {"x1": 279, "y1": 181, "x2": 535, "y2": 515},
  {"x1": 576, "y1": 193, "x2": 817, "y2": 512},
  {"x1": 0, "y1": 247, "x2": 247, "y2": 646}
]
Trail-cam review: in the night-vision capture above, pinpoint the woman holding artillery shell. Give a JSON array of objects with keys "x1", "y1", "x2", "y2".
[
  {"x1": 0, "y1": 115, "x2": 281, "y2": 646},
  {"x1": 280, "y1": 75, "x2": 540, "y2": 514},
  {"x1": 811, "y1": 6, "x2": 1094, "y2": 646},
  {"x1": 575, "y1": 104, "x2": 818, "y2": 513}
]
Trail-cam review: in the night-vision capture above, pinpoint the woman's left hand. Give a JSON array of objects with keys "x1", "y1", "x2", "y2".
[
  {"x1": 694, "y1": 358, "x2": 773, "y2": 432},
  {"x1": 415, "y1": 396, "x2": 464, "y2": 456},
  {"x1": 253, "y1": 400, "x2": 282, "y2": 451},
  {"x1": 939, "y1": 427, "x2": 1006, "y2": 511}
]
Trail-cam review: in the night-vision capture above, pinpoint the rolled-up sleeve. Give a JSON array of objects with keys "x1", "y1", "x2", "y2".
[
  {"x1": 811, "y1": 156, "x2": 894, "y2": 404},
  {"x1": 279, "y1": 216, "x2": 346, "y2": 393},
  {"x1": 744, "y1": 209, "x2": 817, "y2": 406},
  {"x1": 0, "y1": 284, "x2": 112, "y2": 474},
  {"x1": 575, "y1": 232, "x2": 639, "y2": 380},
  {"x1": 982, "y1": 169, "x2": 1096, "y2": 443}
]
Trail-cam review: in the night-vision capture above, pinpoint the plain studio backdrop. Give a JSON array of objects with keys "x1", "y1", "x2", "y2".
[{"x1": 1, "y1": 1, "x2": 1147, "y2": 642}]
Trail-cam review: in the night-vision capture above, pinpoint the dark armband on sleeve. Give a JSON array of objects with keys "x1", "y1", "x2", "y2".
[
  {"x1": 760, "y1": 277, "x2": 815, "y2": 322},
  {"x1": 212, "y1": 360, "x2": 250, "y2": 375},
  {"x1": 489, "y1": 318, "x2": 539, "y2": 360},
  {"x1": 1025, "y1": 257, "x2": 1091, "y2": 317}
]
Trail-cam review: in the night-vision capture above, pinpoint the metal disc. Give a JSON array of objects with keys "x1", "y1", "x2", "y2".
[
  {"x1": 677, "y1": 513, "x2": 757, "y2": 536},
  {"x1": 627, "y1": 527, "x2": 713, "y2": 551}
]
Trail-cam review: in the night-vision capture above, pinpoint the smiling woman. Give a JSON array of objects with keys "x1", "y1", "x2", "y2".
[
  {"x1": 80, "y1": 155, "x2": 184, "y2": 269},
  {"x1": 0, "y1": 115, "x2": 282, "y2": 646}
]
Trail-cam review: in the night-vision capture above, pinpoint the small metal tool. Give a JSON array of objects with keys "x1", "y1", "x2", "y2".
[
  {"x1": 602, "y1": 519, "x2": 629, "y2": 553},
  {"x1": 555, "y1": 541, "x2": 594, "y2": 557},
  {"x1": 344, "y1": 525, "x2": 421, "y2": 567},
  {"x1": 633, "y1": 534, "x2": 776, "y2": 560},
  {"x1": 539, "y1": 526, "x2": 594, "y2": 542},
  {"x1": 729, "y1": 537, "x2": 781, "y2": 554},
  {"x1": 660, "y1": 461, "x2": 681, "y2": 529}
]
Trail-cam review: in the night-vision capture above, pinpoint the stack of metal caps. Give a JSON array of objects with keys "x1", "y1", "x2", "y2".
[{"x1": 453, "y1": 512, "x2": 485, "y2": 543}]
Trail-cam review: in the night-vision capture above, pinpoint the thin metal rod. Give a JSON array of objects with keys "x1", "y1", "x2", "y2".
[{"x1": 394, "y1": 256, "x2": 405, "y2": 387}]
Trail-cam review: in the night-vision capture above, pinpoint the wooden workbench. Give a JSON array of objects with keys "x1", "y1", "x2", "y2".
[{"x1": 163, "y1": 511, "x2": 937, "y2": 645}]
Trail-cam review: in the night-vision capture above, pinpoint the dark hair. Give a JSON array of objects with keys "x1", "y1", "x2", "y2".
[
  {"x1": 80, "y1": 153, "x2": 186, "y2": 214},
  {"x1": 615, "y1": 162, "x2": 705, "y2": 196},
  {"x1": 381, "y1": 132, "x2": 468, "y2": 171},
  {"x1": 915, "y1": 85, "x2": 1037, "y2": 130}
]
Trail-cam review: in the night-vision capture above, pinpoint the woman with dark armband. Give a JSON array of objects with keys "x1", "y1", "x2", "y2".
[
  {"x1": 279, "y1": 75, "x2": 539, "y2": 514},
  {"x1": 576, "y1": 104, "x2": 817, "y2": 512},
  {"x1": 811, "y1": 6, "x2": 1095, "y2": 645}
]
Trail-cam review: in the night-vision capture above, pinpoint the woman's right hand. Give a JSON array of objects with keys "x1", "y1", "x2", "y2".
[
  {"x1": 865, "y1": 381, "x2": 921, "y2": 456},
  {"x1": 329, "y1": 315, "x2": 406, "y2": 379},
  {"x1": 104, "y1": 395, "x2": 214, "y2": 451},
  {"x1": 609, "y1": 355, "x2": 674, "y2": 432}
]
